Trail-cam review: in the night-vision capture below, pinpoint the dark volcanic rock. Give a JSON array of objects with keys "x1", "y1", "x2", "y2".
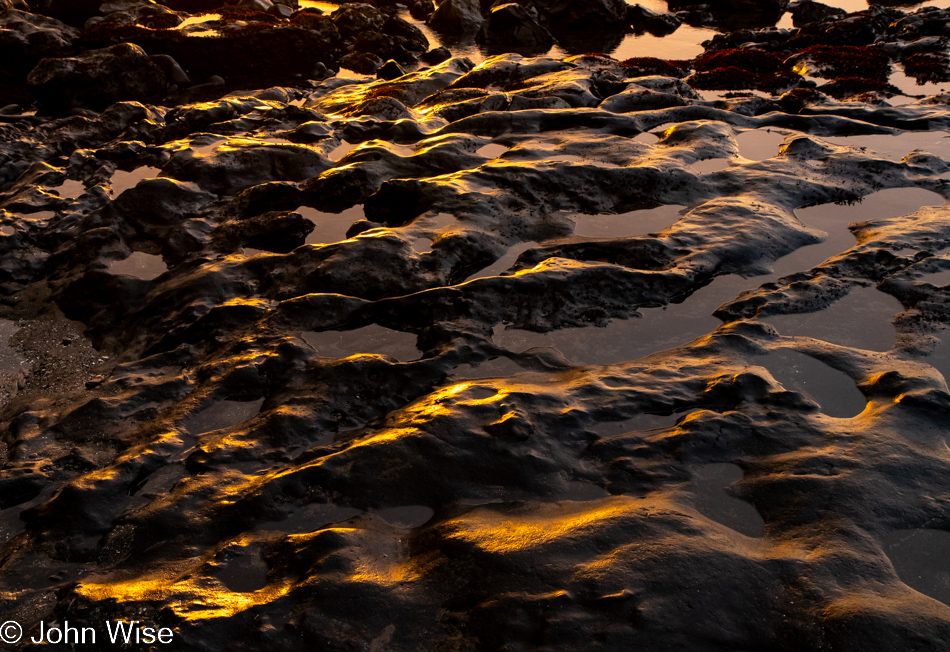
[
  {"x1": 410, "y1": 0, "x2": 435, "y2": 19},
  {"x1": 376, "y1": 59, "x2": 407, "y2": 80},
  {"x1": 340, "y1": 51, "x2": 385, "y2": 75},
  {"x1": 80, "y1": 19, "x2": 341, "y2": 86},
  {"x1": 789, "y1": 0, "x2": 845, "y2": 26},
  {"x1": 545, "y1": 0, "x2": 628, "y2": 30},
  {"x1": 27, "y1": 42, "x2": 166, "y2": 111},
  {"x1": 0, "y1": 9, "x2": 78, "y2": 81},
  {"x1": 667, "y1": 0, "x2": 790, "y2": 27},
  {"x1": 330, "y1": 2, "x2": 385, "y2": 39},
  {"x1": 31, "y1": 0, "x2": 103, "y2": 25},
  {"x1": 476, "y1": 3, "x2": 555, "y2": 54},
  {"x1": 86, "y1": 1, "x2": 183, "y2": 30},
  {"x1": 211, "y1": 209, "x2": 314, "y2": 253},
  {"x1": 427, "y1": 0, "x2": 483, "y2": 33},
  {"x1": 627, "y1": 3, "x2": 682, "y2": 36}
]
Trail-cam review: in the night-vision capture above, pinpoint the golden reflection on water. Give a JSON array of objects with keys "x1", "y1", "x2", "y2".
[{"x1": 299, "y1": 1, "x2": 340, "y2": 12}]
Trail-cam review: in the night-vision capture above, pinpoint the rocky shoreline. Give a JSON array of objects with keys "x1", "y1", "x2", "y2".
[{"x1": 1, "y1": 0, "x2": 949, "y2": 650}]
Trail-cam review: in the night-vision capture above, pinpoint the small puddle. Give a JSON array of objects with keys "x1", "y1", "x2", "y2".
[
  {"x1": 302, "y1": 325, "x2": 420, "y2": 361},
  {"x1": 112, "y1": 166, "x2": 162, "y2": 196},
  {"x1": 633, "y1": 132, "x2": 660, "y2": 144},
  {"x1": 0, "y1": 226, "x2": 13, "y2": 236},
  {"x1": 572, "y1": 204, "x2": 683, "y2": 239},
  {"x1": 758, "y1": 349, "x2": 866, "y2": 418},
  {"x1": 491, "y1": 274, "x2": 751, "y2": 366},
  {"x1": 928, "y1": 333, "x2": 950, "y2": 384},
  {"x1": 374, "y1": 505, "x2": 434, "y2": 529},
  {"x1": 691, "y1": 158, "x2": 731, "y2": 174},
  {"x1": 547, "y1": 154, "x2": 585, "y2": 163},
  {"x1": 107, "y1": 252, "x2": 168, "y2": 281},
  {"x1": 688, "y1": 463, "x2": 764, "y2": 538},
  {"x1": 52, "y1": 179, "x2": 85, "y2": 199},
  {"x1": 888, "y1": 68, "x2": 949, "y2": 98},
  {"x1": 191, "y1": 137, "x2": 227, "y2": 156},
  {"x1": 882, "y1": 528, "x2": 950, "y2": 606},
  {"x1": 259, "y1": 503, "x2": 361, "y2": 534},
  {"x1": 409, "y1": 213, "x2": 456, "y2": 253},
  {"x1": 793, "y1": 187, "x2": 945, "y2": 267},
  {"x1": 450, "y1": 356, "x2": 529, "y2": 379},
  {"x1": 736, "y1": 128, "x2": 790, "y2": 161},
  {"x1": 329, "y1": 140, "x2": 358, "y2": 162},
  {"x1": 919, "y1": 269, "x2": 950, "y2": 287},
  {"x1": 217, "y1": 550, "x2": 269, "y2": 593},
  {"x1": 488, "y1": 189, "x2": 937, "y2": 367},
  {"x1": 183, "y1": 397, "x2": 264, "y2": 435},
  {"x1": 476, "y1": 143, "x2": 509, "y2": 159},
  {"x1": 820, "y1": 130, "x2": 950, "y2": 162},
  {"x1": 763, "y1": 286, "x2": 901, "y2": 352},
  {"x1": 464, "y1": 241, "x2": 538, "y2": 282},
  {"x1": 300, "y1": 204, "x2": 365, "y2": 245}
]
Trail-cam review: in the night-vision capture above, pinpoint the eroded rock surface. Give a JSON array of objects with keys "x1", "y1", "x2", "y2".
[{"x1": 1, "y1": 3, "x2": 950, "y2": 651}]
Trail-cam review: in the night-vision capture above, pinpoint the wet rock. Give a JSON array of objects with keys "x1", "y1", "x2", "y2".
[
  {"x1": 427, "y1": 0, "x2": 482, "y2": 33},
  {"x1": 340, "y1": 51, "x2": 384, "y2": 75},
  {"x1": 599, "y1": 86, "x2": 690, "y2": 112},
  {"x1": 410, "y1": 0, "x2": 435, "y2": 19},
  {"x1": 546, "y1": 0, "x2": 628, "y2": 31},
  {"x1": 331, "y1": 2, "x2": 385, "y2": 39},
  {"x1": 476, "y1": 3, "x2": 555, "y2": 54},
  {"x1": 421, "y1": 45, "x2": 452, "y2": 64},
  {"x1": 31, "y1": 0, "x2": 103, "y2": 25},
  {"x1": 27, "y1": 42, "x2": 167, "y2": 111},
  {"x1": 4, "y1": 12, "x2": 950, "y2": 651},
  {"x1": 211, "y1": 209, "x2": 314, "y2": 253},
  {"x1": 352, "y1": 31, "x2": 416, "y2": 65},
  {"x1": 86, "y1": 0, "x2": 182, "y2": 29},
  {"x1": 376, "y1": 59, "x2": 407, "y2": 80},
  {"x1": 0, "y1": 9, "x2": 78, "y2": 81},
  {"x1": 382, "y1": 15, "x2": 429, "y2": 53},
  {"x1": 789, "y1": 0, "x2": 845, "y2": 27},
  {"x1": 668, "y1": 0, "x2": 789, "y2": 28},
  {"x1": 626, "y1": 4, "x2": 682, "y2": 36},
  {"x1": 162, "y1": 141, "x2": 329, "y2": 195},
  {"x1": 81, "y1": 18, "x2": 341, "y2": 87}
]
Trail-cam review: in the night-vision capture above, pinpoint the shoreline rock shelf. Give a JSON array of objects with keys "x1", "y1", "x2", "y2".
[{"x1": 0, "y1": 1, "x2": 950, "y2": 650}]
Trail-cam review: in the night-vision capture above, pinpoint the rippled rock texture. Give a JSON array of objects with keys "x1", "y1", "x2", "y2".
[{"x1": 1, "y1": 5, "x2": 950, "y2": 651}]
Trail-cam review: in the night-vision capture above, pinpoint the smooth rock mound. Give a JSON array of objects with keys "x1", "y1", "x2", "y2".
[
  {"x1": 476, "y1": 3, "x2": 555, "y2": 53},
  {"x1": 27, "y1": 42, "x2": 166, "y2": 110},
  {"x1": 0, "y1": 9, "x2": 77, "y2": 80},
  {"x1": 427, "y1": 0, "x2": 483, "y2": 33}
]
